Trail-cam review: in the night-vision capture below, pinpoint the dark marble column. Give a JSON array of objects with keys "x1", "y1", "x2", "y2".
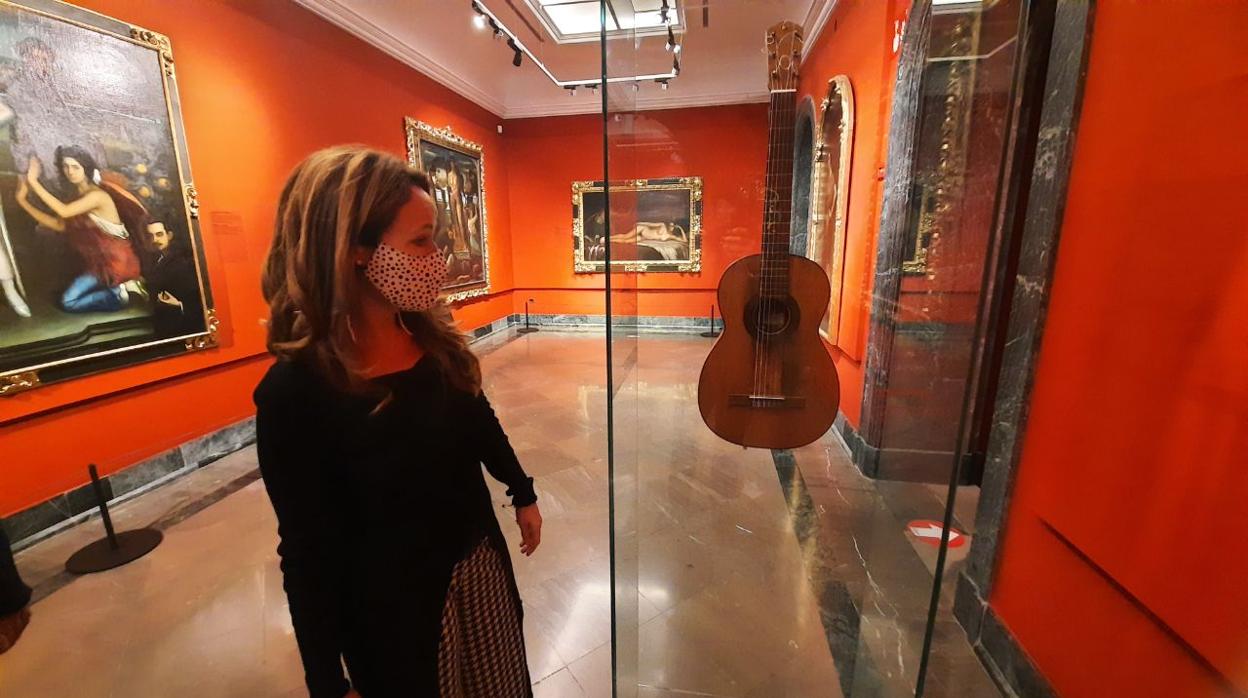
[
  {"x1": 955, "y1": 2, "x2": 1097, "y2": 696},
  {"x1": 857, "y1": 0, "x2": 933, "y2": 478}
]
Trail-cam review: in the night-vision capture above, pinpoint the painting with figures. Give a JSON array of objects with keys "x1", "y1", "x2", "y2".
[
  {"x1": 405, "y1": 118, "x2": 489, "y2": 302},
  {"x1": 573, "y1": 177, "x2": 702, "y2": 273},
  {"x1": 0, "y1": 0, "x2": 212, "y2": 395}
]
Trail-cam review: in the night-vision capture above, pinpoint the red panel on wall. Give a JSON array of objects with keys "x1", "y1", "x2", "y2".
[{"x1": 991, "y1": 2, "x2": 1248, "y2": 694}]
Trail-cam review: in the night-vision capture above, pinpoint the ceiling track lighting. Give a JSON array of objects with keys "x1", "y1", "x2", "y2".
[
  {"x1": 657, "y1": 79, "x2": 670, "y2": 90},
  {"x1": 472, "y1": 1, "x2": 680, "y2": 89}
]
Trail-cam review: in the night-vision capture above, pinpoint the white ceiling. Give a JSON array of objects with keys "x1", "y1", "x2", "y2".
[{"x1": 294, "y1": 0, "x2": 839, "y2": 119}]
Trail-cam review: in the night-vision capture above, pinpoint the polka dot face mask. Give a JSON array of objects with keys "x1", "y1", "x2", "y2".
[{"x1": 364, "y1": 242, "x2": 448, "y2": 312}]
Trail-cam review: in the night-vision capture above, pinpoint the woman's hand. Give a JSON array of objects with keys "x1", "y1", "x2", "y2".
[
  {"x1": 516, "y1": 504, "x2": 542, "y2": 556},
  {"x1": 25, "y1": 156, "x2": 40, "y2": 184},
  {"x1": 157, "y1": 291, "x2": 183, "y2": 309}
]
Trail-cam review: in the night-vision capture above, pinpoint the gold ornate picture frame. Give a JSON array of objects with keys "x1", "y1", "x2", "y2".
[
  {"x1": 0, "y1": 0, "x2": 216, "y2": 397},
  {"x1": 808, "y1": 75, "x2": 855, "y2": 343},
  {"x1": 572, "y1": 177, "x2": 703, "y2": 274},
  {"x1": 903, "y1": 14, "x2": 975, "y2": 275},
  {"x1": 404, "y1": 118, "x2": 490, "y2": 303}
]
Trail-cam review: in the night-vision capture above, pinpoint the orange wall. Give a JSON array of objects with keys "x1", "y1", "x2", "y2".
[
  {"x1": 797, "y1": 0, "x2": 906, "y2": 427},
  {"x1": 990, "y1": 3, "x2": 1248, "y2": 696},
  {"x1": 0, "y1": 0, "x2": 515, "y2": 516},
  {"x1": 503, "y1": 104, "x2": 768, "y2": 320}
]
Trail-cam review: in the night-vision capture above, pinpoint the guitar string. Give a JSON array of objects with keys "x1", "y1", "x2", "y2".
[
  {"x1": 769, "y1": 85, "x2": 797, "y2": 400},
  {"x1": 770, "y1": 93, "x2": 792, "y2": 400},
  {"x1": 764, "y1": 90, "x2": 790, "y2": 402},
  {"x1": 757, "y1": 40, "x2": 799, "y2": 406},
  {"x1": 754, "y1": 89, "x2": 775, "y2": 405}
]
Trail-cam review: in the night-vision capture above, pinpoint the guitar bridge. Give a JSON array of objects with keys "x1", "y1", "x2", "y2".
[{"x1": 728, "y1": 394, "x2": 807, "y2": 409}]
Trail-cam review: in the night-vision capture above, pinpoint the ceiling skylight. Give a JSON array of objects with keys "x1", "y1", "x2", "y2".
[{"x1": 528, "y1": 0, "x2": 684, "y2": 44}]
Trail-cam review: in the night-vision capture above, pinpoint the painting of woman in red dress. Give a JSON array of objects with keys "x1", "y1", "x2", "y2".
[{"x1": 14, "y1": 146, "x2": 147, "y2": 313}]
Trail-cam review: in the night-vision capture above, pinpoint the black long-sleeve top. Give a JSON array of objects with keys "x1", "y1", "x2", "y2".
[
  {"x1": 0, "y1": 527, "x2": 31, "y2": 617},
  {"x1": 254, "y1": 356, "x2": 536, "y2": 698}
]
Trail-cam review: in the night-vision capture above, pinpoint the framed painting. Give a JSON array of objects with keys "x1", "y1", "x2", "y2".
[
  {"x1": 572, "y1": 177, "x2": 702, "y2": 273},
  {"x1": 808, "y1": 75, "x2": 854, "y2": 343},
  {"x1": 0, "y1": 0, "x2": 214, "y2": 397},
  {"x1": 404, "y1": 118, "x2": 489, "y2": 302}
]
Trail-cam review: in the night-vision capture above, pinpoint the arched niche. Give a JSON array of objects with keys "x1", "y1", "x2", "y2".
[
  {"x1": 790, "y1": 96, "x2": 816, "y2": 257},
  {"x1": 809, "y1": 74, "x2": 855, "y2": 344}
]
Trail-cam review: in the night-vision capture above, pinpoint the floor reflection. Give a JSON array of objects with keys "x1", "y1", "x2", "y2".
[{"x1": 3, "y1": 331, "x2": 994, "y2": 697}]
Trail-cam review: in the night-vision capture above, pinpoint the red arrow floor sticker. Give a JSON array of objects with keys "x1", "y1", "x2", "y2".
[{"x1": 907, "y1": 520, "x2": 967, "y2": 548}]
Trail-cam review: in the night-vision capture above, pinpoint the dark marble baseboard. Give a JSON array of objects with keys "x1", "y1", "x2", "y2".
[
  {"x1": 470, "y1": 315, "x2": 518, "y2": 340},
  {"x1": 2, "y1": 417, "x2": 257, "y2": 551},
  {"x1": 955, "y1": 571, "x2": 1056, "y2": 698},
  {"x1": 834, "y1": 412, "x2": 882, "y2": 478},
  {"x1": 511, "y1": 313, "x2": 714, "y2": 333}
]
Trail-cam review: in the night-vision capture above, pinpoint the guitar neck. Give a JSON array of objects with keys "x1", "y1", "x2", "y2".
[{"x1": 762, "y1": 88, "x2": 797, "y2": 299}]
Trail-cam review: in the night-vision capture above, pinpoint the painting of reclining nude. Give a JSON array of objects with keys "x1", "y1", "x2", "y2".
[
  {"x1": 572, "y1": 177, "x2": 702, "y2": 273},
  {"x1": 0, "y1": 1, "x2": 213, "y2": 396}
]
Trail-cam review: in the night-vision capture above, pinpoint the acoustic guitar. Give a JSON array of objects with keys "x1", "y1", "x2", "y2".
[{"x1": 697, "y1": 21, "x2": 840, "y2": 450}]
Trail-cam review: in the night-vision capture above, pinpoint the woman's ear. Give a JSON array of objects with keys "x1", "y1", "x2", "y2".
[{"x1": 352, "y1": 245, "x2": 373, "y2": 269}]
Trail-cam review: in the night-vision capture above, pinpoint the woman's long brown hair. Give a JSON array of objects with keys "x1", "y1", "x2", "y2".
[{"x1": 261, "y1": 146, "x2": 481, "y2": 397}]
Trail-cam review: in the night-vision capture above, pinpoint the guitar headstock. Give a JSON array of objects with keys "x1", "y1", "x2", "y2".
[{"x1": 767, "y1": 21, "x2": 804, "y2": 92}]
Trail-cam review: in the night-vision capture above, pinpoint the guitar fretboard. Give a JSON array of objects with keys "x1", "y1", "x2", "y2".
[{"x1": 761, "y1": 89, "x2": 797, "y2": 299}]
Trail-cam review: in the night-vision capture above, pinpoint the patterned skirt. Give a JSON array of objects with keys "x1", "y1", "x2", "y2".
[{"x1": 436, "y1": 538, "x2": 532, "y2": 697}]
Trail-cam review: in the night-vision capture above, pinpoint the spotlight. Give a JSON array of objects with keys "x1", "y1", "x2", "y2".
[
  {"x1": 658, "y1": 79, "x2": 669, "y2": 90},
  {"x1": 673, "y1": 43, "x2": 682, "y2": 54},
  {"x1": 507, "y1": 38, "x2": 522, "y2": 67},
  {"x1": 568, "y1": 85, "x2": 578, "y2": 96},
  {"x1": 632, "y1": 82, "x2": 639, "y2": 92},
  {"x1": 590, "y1": 84, "x2": 598, "y2": 95},
  {"x1": 666, "y1": 27, "x2": 675, "y2": 51},
  {"x1": 473, "y1": 14, "x2": 487, "y2": 30}
]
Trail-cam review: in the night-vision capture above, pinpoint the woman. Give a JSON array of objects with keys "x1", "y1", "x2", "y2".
[
  {"x1": 255, "y1": 146, "x2": 542, "y2": 698},
  {"x1": 0, "y1": 526, "x2": 32, "y2": 656},
  {"x1": 15, "y1": 147, "x2": 144, "y2": 313}
]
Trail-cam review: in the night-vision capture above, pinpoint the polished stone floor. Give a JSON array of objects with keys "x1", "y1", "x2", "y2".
[{"x1": 0, "y1": 331, "x2": 995, "y2": 697}]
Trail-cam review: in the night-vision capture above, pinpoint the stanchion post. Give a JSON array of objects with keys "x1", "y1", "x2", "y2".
[
  {"x1": 518, "y1": 298, "x2": 540, "y2": 334},
  {"x1": 701, "y1": 304, "x2": 721, "y2": 338}
]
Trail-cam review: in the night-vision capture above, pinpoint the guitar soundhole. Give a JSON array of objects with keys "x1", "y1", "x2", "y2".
[{"x1": 744, "y1": 296, "x2": 800, "y2": 338}]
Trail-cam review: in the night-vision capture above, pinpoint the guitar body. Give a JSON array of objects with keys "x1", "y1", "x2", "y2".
[{"x1": 698, "y1": 253, "x2": 840, "y2": 449}]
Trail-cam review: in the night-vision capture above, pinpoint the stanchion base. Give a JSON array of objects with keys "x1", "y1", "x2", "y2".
[
  {"x1": 517, "y1": 327, "x2": 540, "y2": 334},
  {"x1": 700, "y1": 330, "x2": 721, "y2": 338},
  {"x1": 66, "y1": 528, "x2": 163, "y2": 575}
]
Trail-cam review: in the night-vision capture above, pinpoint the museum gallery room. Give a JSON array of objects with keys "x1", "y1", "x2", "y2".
[{"x1": 0, "y1": 0, "x2": 1244, "y2": 697}]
